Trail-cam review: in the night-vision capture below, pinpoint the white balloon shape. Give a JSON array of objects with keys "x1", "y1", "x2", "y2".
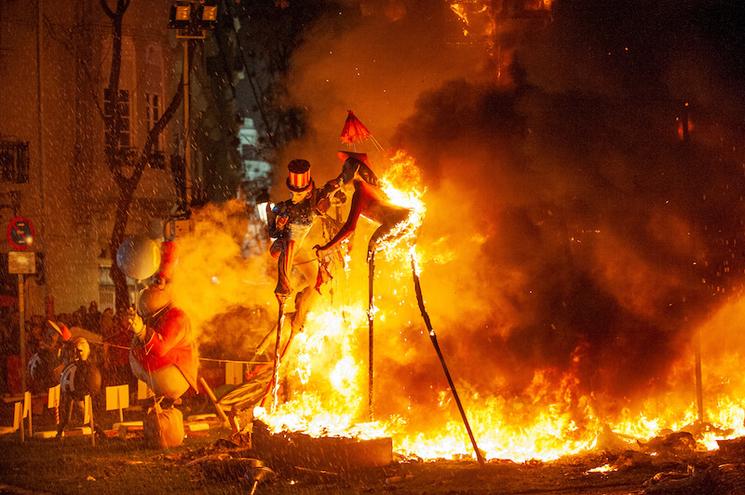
[{"x1": 116, "y1": 236, "x2": 161, "y2": 280}]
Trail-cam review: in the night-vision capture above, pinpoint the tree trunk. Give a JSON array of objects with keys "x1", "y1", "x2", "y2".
[
  {"x1": 109, "y1": 185, "x2": 135, "y2": 310},
  {"x1": 100, "y1": 0, "x2": 184, "y2": 311}
]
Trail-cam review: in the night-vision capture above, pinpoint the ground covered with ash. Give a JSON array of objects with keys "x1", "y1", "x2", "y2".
[{"x1": 2, "y1": 426, "x2": 745, "y2": 494}]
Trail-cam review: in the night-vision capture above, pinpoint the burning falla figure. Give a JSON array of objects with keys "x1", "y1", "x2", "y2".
[
  {"x1": 263, "y1": 156, "x2": 380, "y2": 407},
  {"x1": 128, "y1": 241, "x2": 199, "y2": 402},
  {"x1": 314, "y1": 151, "x2": 411, "y2": 261},
  {"x1": 266, "y1": 159, "x2": 344, "y2": 330},
  {"x1": 266, "y1": 154, "x2": 400, "y2": 329}
]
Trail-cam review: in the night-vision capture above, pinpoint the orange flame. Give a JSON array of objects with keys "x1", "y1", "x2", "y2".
[{"x1": 178, "y1": 157, "x2": 745, "y2": 464}]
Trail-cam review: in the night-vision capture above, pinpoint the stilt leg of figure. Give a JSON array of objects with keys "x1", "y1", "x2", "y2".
[
  {"x1": 367, "y1": 249, "x2": 375, "y2": 421},
  {"x1": 270, "y1": 298, "x2": 286, "y2": 413},
  {"x1": 410, "y1": 254, "x2": 485, "y2": 466},
  {"x1": 280, "y1": 325, "x2": 297, "y2": 360},
  {"x1": 291, "y1": 282, "x2": 318, "y2": 333}
]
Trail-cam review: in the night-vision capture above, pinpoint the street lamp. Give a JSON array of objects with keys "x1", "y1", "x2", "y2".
[{"x1": 168, "y1": 0, "x2": 218, "y2": 211}]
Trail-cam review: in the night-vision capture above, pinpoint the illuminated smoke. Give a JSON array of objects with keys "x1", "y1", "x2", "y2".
[{"x1": 243, "y1": 0, "x2": 745, "y2": 460}]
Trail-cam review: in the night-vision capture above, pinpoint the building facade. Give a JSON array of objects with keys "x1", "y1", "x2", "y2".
[{"x1": 0, "y1": 0, "x2": 186, "y2": 314}]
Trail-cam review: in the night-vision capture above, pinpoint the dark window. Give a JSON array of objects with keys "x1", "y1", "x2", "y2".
[
  {"x1": 104, "y1": 88, "x2": 131, "y2": 149},
  {"x1": 0, "y1": 141, "x2": 29, "y2": 184},
  {"x1": 145, "y1": 92, "x2": 162, "y2": 151}
]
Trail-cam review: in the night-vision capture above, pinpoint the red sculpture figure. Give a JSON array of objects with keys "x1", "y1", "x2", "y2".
[
  {"x1": 314, "y1": 151, "x2": 411, "y2": 260},
  {"x1": 128, "y1": 241, "x2": 198, "y2": 401}
]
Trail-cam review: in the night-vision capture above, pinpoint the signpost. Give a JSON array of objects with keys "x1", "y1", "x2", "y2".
[{"x1": 8, "y1": 216, "x2": 36, "y2": 443}]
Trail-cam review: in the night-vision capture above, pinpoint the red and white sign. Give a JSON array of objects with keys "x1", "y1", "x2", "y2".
[{"x1": 6, "y1": 216, "x2": 35, "y2": 250}]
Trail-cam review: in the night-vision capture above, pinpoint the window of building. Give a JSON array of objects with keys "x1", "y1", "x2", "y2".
[
  {"x1": 146, "y1": 93, "x2": 161, "y2": 148},
  {"x1": 103, "y1": 88, "x2": 131, "y2": 149},
  {"x1": 0, "y1": 140, "x2": 29, "y2": 183}
]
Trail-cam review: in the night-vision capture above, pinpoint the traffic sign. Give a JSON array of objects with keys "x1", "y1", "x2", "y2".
[
  {"x1": 8, "y1": 251, "x2": 36, "y2": 274},
  {"x1": 7, "y1": 216, "x2": 35, "y2": 251}
]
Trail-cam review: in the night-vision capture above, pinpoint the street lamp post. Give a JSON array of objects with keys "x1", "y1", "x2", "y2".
[{"x1": 168, "y1": 1, "x2": 218, "y2": 207}]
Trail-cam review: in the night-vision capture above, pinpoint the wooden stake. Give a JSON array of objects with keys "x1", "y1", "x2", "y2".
[
  {"x1": 199, "y1": 377, "x2": 230, "y2": 426},
  {"x1": 85, "y1": 395, "x2": 95, "y2": 446},
  {"x1": 411, "y1": 255, "x2": 485, "y2": 466},
  {"x1": 694, "y1": 328, "x2": 705, "y2": 423},
  {"x1": 26, "y1": 392, "x2": 32, "y2": 438},
  {"x1": 367, "y1": 251, "x2": 375, "y2": 421}
]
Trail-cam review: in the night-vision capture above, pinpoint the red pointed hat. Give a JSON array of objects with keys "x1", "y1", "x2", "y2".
[
  {"x1": 286, "y1": 159, "x2": 314, "y2": 192},
  {"x1": 336, "y1": 151, "x2": 370, "y2": 165}
]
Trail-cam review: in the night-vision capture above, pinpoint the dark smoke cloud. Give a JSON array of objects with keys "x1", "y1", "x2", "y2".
[
  {"x1": 275, "y1": 0, "x2": 745, "y2": 422},
  {"x1": 390, "y1": 0, "x2": 745, "y2": 403}
]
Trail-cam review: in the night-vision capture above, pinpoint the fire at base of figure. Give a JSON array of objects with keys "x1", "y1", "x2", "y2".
[{"x1": 261, "y1": 150, "x2": 486, "y2": 465}]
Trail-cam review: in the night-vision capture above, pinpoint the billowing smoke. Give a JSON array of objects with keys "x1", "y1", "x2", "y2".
[
  {"x1": 273, "y1": 0, "x2": 745, "y2": 426},
  {"x1": 170, "y1": 200, "x2": 276, "y2": 360}
]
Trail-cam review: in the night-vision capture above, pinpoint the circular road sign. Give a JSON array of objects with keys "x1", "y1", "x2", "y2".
[{"x1": 7, "y1": 216, "x2": 35, "y2": 251}]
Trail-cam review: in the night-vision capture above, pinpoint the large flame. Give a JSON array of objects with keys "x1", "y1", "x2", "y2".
[
  {"x1": 169, "y1": 154, "x2": 745, "y2": 463},
  {"x1": 251, "y1": 150, "x2": 745, "y2": 463}
]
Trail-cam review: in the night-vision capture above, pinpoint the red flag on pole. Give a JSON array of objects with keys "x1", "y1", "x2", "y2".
[{"x1": 339, "y1": 110, "x2": 372, "y2": 145}]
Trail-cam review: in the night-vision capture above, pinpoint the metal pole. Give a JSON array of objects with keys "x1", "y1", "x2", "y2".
[
  {"x1": 367, "y1": 251, "x2": 375, "y2": 420},
  {"x1": 695, "y1": 328, "x2": 704, "y2": 422},
  {"x1": 270, "y1": 299, "x2": 285, "y2": 412},
  {"x1": 18, "y1": 274, "x2": 26, "y2": 442},
  {"x1": 411, "y1": 256, "x2": 485, "y2": 465},
  {"x1": 682, "y1": 101, "x2": 704, "y2": 423},
  {"x1": 183, "y1": 40, "x2": 191, "y2": 205},
  {"x1": 36, "y1": 0, "x2": 49, "y2": 310}
]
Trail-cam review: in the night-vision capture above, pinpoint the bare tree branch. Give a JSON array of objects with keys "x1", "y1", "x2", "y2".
[
  {"x1": 119, "y1": 0, "x2": 131, "y2": 16},
  {"x1": 100, "y1": 0, "x2": 115, "y2": 19},
  {"x1": 128, "y1": 79, "x2": 185, "y2": 189}
]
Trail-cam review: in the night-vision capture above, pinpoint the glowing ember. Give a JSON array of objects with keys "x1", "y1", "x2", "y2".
[{"x1": 586, "y1": 463, "x2": 616, "y2": 474}]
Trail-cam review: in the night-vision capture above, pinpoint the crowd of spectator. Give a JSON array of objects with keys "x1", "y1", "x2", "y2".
[{"x1": 0, "y1": 302, "x2": 137, "y2": 395}]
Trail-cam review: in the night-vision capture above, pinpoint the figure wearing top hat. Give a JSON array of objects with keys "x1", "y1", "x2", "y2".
[{"x1": 266, "y1": 159, "x2": 352, "y2": 331}]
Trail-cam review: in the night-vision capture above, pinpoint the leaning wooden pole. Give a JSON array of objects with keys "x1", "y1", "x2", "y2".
[
  {"x1": 410, "y1": 254, "x2": 485, "y2": 466},
  {"x1": 367, "y1": 251, "x2": 376, "y2": 420}
]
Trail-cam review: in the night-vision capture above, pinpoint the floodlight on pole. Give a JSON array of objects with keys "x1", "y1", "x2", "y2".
[
  {"x1": 198, "y1": 2, "x2": 218, "y2": 29},
  {"x1": 168, "y1": 0, "x2": 218, "y2": 209},
  {"x1": 168, "y1": 2, "x2": 192, "y2": 30}
]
